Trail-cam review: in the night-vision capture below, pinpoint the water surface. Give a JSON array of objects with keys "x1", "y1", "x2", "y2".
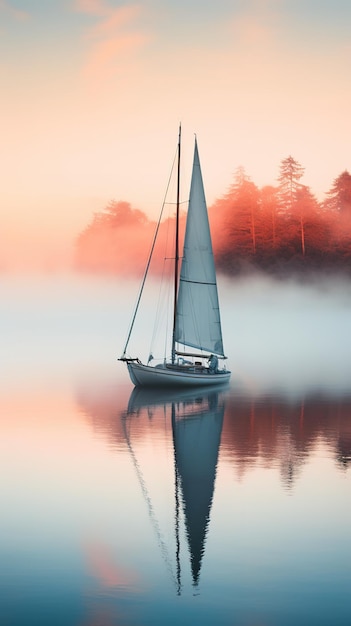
[{"x1": 1, "y1": 274, "x2": 350, "y2": 625}]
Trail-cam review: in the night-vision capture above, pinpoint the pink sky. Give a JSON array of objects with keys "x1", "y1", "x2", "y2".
[{"x1": 1, "y1": 0, "x2": 350, "y2": 269}]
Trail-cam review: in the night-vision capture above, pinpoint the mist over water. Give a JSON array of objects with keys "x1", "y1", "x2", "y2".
[
  {"x1": 220, "y1": 273, "x2": 351, "y2": 394},
  {"x1": 2, "y1": 271, "x2": 351, "y2": 394}
]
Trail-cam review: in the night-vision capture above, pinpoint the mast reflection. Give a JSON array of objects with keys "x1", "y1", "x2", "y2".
[{"x1": 126, "y1": 385, "x2": 227, "y2": 593}]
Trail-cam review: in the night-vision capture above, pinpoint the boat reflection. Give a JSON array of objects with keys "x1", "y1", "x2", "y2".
[
  {"x1": 125, "y1": 385, "x2": 227, "y2": 592},
  {"x1": 75, "y1": 380, "x2": 351, "y2": 598}
]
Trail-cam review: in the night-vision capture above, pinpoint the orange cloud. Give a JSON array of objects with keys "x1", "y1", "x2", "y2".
[
  {"x1": 75, "y1": 2, "x2": 148, "y2": 83},
  {"x1": 73, "y1": 0, "x2": 110, "y2": 16},
  {"x1": 86, "y1": 4, "x2": 141, "y2": 38},
  {"x1": 0, "y1": 0, "x2": 30, "y2": 20},
  {"x1": 229, "y1": 14, "x2": 277, "y2": 49},
  {"x1": 83, "y1": 31, "x2": 147, "y2": 81}
]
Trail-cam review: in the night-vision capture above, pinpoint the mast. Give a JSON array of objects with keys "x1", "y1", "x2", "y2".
[{"x1": 171, "y1": 124, "x2": 181, "y2": 364}]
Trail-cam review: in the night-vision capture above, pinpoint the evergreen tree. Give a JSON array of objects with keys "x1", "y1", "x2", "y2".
[
  {"x1": 277, "y1": 156, "x2": 305, "y2": 212},
  {"x1": 323, "y1": 170, "x2": 351, "y2": 214},
  {"x1": 292, "y1": 185, "x2": 322, "y2": 256},
  {"x1": 100, "y1": 200, "x2": 148, "y2": 228},
  {"x1": 259, "y1": 185, "x2": 279, "y2": 250},
  {"x1": 75, "y1": 201, "x2": 153, "y2": 274},
  {"x1": 225, "y1": 168, "x2": 260, "y2": 256}
]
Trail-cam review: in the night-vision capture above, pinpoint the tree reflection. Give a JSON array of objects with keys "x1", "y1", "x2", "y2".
[
  {"x1": 76, "y1": 381, "x2": 351, "y2": 484},
  {"x1": 220, "y1": 391, "x2": 351, "y2": 483}
]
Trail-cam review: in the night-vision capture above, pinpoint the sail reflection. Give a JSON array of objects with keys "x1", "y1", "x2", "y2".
[{"x1": 126, "y1": 385, "x2": 226, "y2": 592}]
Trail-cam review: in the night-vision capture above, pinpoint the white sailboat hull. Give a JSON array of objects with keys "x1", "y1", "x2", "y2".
[{"x1": 127, "y1": 361, "x2": 231, "y2": 388}]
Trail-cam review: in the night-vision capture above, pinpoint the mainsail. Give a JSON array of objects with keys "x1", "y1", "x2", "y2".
[{"x1": 175, "y1": 140, "x2": 225, "y2": 357}]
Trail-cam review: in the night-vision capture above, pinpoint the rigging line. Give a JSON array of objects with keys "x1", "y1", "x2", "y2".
[
  {"x1": 120, "y1": 143, "x2": 178, "y2": 358},
  {"x1": 149, "y1": 193, "x2": 174, "y2": 360},
  {"x1": 166, "y1": 200, "x2": 188, "y2": 205},
  {"x1": 171, "y1": 124, "x2": 181, "y2": 365},
  {"x1": 171, "y1": 404, "x2": 182, "y2": 596},
  {"x1": 121, "y1": 414, "x2": 178, "y2": 590},
  {"x1": 149, "y1": 248, "x2": 169, "y2": 358},
  {"x1": 162, "y1": 276, "x2": 172, "y2": 361}
]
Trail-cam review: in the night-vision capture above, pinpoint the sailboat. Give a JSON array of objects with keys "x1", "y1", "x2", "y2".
[{"x1": 119, "y1": 127, "x2": 231, "y2": 387}]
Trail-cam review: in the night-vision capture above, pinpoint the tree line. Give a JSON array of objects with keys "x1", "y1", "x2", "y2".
[{"x1": 74, "y1": 158, "x2": 351, "y2": 277}]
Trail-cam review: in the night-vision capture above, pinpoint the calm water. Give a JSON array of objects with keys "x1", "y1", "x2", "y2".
[{"x1": 1, "y1": 274, "x2": 350, "y2": 625}]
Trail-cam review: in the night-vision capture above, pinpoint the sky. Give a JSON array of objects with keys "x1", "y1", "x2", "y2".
[{"x1": 1, "y1": 0, "x2": 350, "y2": 269}]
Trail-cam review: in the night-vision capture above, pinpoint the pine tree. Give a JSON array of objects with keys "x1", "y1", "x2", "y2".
[
  {"x1": 260, "y1": 185, "x2": 279, "y2": 249},
  {"x1": 226, "y1": 168, "x2": 260, "y2": 255},
  {"x1": 277, "y1": 156, "x2": 305, "y2": 213},
  {"x1": 293, "y1": 185, "x2": 320, "y2": 256},
  {"x1": 323, "y1": 170, "x2": 351, "y2": 214}
]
